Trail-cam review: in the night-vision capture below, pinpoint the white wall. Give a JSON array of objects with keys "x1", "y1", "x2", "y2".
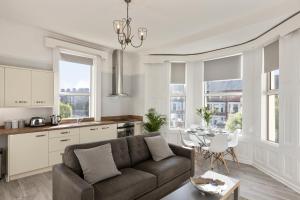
[
  {"x1": 140, "y1": 29, "x2": 300, "y2": 194},
  {"x1": 0, "y1": 18, "x2": 53, "y2": 125},
  {"x1": 186, "y1": 61, "x2": 204, "y2": 127},
  {"x1": 0, "y1": 19, "x2": 141, "y2": 125},
  {"x1": 255, "y1": 29, "x2": 300, "y2": 192}
]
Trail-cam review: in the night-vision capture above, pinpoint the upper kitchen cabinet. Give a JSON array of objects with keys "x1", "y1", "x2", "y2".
[
  {"x1": 5, "y1": 67, "x2": 31, "y2": 107},
  {"x1": 0, "y1": 67, "x2": 4, "y2": 107},
  {"x1": 32, "y1": 70, "x2": 54, "y2": 107}
]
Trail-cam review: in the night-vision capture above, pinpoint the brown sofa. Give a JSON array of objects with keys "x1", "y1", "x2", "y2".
[{"x1": 53, "y1": 133, "x2": 194, "y2": 200}]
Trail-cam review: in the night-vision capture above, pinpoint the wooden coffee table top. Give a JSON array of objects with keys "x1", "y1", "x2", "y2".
[{"x1": 162, "y1": 171, "x2": 240, "y2": 200}]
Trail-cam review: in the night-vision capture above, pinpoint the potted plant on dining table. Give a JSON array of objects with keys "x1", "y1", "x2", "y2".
[{"x1": 196, "y1": 106, "x2": 215, "y2": 130}]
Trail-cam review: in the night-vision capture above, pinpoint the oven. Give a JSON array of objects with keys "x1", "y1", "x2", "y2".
[{"x1": 117, "y1": 122, "x2": 135, "y2": 138}]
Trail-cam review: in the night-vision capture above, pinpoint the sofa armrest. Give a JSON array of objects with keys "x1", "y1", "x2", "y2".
[
  {"x1": 169, "y1": 143, "x2": 192, "y2": 158},
  {"x1": 169, "y1": 143, "x2": 195, "y2": 176},
  {"x1": 53, "y1": 164, "x2": 94, "y2": 200}
]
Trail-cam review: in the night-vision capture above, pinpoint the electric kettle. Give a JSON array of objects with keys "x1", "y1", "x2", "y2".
[{"x1": 50, "y1": 115, "x2": 62, "y2": 126}]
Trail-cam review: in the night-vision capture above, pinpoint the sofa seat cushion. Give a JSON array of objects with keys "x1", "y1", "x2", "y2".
[
  {"x1": 93, "y1": 168, "x2": 157, "y2": 200},
  {"x1": 134, "y1": 156, "x2": 191, "y2": 186}
]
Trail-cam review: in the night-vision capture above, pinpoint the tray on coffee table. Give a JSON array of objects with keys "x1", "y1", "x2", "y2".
[{"x1": 162, "y1": 171, "x2": 240, "y2": 200}]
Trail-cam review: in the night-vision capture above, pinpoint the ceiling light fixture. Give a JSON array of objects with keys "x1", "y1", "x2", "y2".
[{"x1": 113, "y1": 0, "x2": 147, "y2": 50}]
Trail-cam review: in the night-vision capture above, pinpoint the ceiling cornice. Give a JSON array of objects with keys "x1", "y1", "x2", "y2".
[{"x1": 149, "y1": 10, "x2": 300, "y2": 57}]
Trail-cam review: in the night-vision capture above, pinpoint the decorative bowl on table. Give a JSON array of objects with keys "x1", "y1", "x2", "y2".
[{"x1": 190, "y1": 177, "x2": 227, "y2": 195}]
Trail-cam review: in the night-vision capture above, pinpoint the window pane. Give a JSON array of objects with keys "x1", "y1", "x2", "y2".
[
  {"x1": 170, "y1": 84, "x2": 185, "y2": 96},
  {"x1": 170, "y1": 96, "x2": 186, "y2": 129},
  {"x1": 270, "y1": 69, "x2": 279, "y2": 90},
  {"x1": 59, "y1": 59, "x2": 92, "y2": 119},
  {"x1": 205, "y1": 79, "x2": 242, "y2": 94},
  {"x1": 60, "y1": 95, "x2": 90, "y2": 118},
  {"x1": 205, "y1": 95, "x2": 242, "y2": 130},
  {"x1": 59, "y1": 61, "x2": 91, "y2": 93},
  {"x1": 268, "y1": 94, "x2": 279, "y2": 143}
]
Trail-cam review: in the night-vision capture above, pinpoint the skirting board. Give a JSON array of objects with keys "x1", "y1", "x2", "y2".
[
  {"x1": 253, "y1": 162, "x2": 300, "y2": 194},
  {"x1": 6, "y1": 166, "x2": 52, "y2": 182}
]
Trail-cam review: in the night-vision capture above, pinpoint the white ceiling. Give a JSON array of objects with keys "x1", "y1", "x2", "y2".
[{"x1": 0, "y1": 0, "x2": 299, "y2": 54}]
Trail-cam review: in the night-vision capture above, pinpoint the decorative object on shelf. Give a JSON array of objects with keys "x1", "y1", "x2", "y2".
[
  {"x1": 144, "y1": 108, "x2": 167, "y2": 133},
  {"x1": 196, "y1": 106, "x2": 215, "y2": 128},
  {"x1": 113, "y1": 0, "x2": 147, "y2": 49}
]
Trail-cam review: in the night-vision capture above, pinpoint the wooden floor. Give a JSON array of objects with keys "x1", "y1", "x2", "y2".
[
  {"x1": 0, "y1": 156, "x2": 300, "y2": 200},
  {"x1": 195, "y1": 153, "x2": 300, "y2": 200}
]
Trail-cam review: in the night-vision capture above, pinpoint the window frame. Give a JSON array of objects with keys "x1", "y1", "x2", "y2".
[
  {"x1": 169, "y1": 83, "x2": 187, "y2": 130},
  {"x1": 266, "y1": 70, "x2": 279, "y2": 143},
  {"x1": 58, "y1": 49, "x2": 96, "y2": 120},
  {"x1": 203, "y1": 79, "x2": 243, "y2": 130}
]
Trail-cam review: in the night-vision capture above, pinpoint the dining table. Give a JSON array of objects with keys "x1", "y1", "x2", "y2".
[{"x1": 184, "y1": 127, "x2": 230, "y2": 148}]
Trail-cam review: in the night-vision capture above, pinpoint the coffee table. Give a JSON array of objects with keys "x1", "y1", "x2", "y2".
[{"x1": 162, "y1": 171, "x2": 240, "y2": 200}]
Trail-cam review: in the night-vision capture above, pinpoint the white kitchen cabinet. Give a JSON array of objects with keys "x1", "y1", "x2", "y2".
[
  {"x1": 79, "y1": 124, "x2": 117, "y2": 144},
  {"x1": 8, "y1": 132, "x2": 49, "y2": 176},
  {"x1": 0, "y1": 66, "x2": 4, "y2": 107},
  {"x1": 32, "y1": 70, "x2": 54, "y2": 107},
  {"x1": 49, "y1": 150, "x2": 65, "y2": 166},
  {"x1": 5, "y1": 67, "x2": 31, "y2": 107},
  {"x1": 134, "y1": 121, "x2": 143, "y2": 135},
  {"x1": 48, "y1": 128, "x2": 80, "y2": 166}
]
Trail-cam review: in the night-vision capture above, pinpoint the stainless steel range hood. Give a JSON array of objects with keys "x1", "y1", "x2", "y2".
[{"x1": 109, "y1": 50, "x2": 128, "y2": 97}]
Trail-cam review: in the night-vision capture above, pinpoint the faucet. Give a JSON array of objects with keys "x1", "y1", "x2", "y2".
[{"x1": 77, "y1": 118, "x2": 84, "y2": 124}]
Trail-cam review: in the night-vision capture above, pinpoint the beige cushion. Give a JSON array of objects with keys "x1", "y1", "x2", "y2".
[
  {"x1": 74, "y1": 143, "x2": 121, "y2": 184},
  {"x1": 144, "y1": 135, "x2": 175, "y2": 161}
]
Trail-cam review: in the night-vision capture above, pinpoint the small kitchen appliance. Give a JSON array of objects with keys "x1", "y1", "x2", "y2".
[
  {"x1": 29, "y1": 117, "x2": 46, "y2": 127},
  {"x1": 50, "y1": 115, "x2": 61, "y2": 126}
]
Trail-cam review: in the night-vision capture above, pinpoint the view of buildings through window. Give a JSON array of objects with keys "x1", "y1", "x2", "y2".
[
  {"x1": 170, "y1": 84, "x2": 186, "y2": 129},
  {"x1": 59, "y1": 60, "x2": 92, "y2": 119},
  {"x1": 267, "y1": 69, "x2": 279, "y2": 143},
  {"x1": 204, "y1": 79, "x2": 243, "y2": 130}
]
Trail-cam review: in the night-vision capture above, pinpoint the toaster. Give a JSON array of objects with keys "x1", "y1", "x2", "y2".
[{"x1": 29, "y1": 117, "x2": 46, "y2": 127}]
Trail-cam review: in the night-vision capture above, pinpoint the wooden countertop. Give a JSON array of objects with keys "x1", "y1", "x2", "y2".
[{"x1": 0, "y1": 121, "x2": 116, "y2": 136}]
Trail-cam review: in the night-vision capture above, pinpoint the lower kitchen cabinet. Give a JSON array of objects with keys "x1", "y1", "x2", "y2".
[
  {"x1": 0, "y1": 66, "x2": 4, "y2": 107},
  {"x1": 8, "y1": 132, "x2": 49, "y2": 176},
  {"x1": 80, "y1": 124, "x2": 117, "y2": 144},
  {"x1": 7, "y1": 124, "x2": 118, "y2": 181},
  {"x1": 48, "y1": 128, "x2": 80, "y2": 165}
]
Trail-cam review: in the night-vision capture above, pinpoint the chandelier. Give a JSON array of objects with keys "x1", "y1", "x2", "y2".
[{"x1": 113, "y1": 0, "x2": 147, "y2": 50}]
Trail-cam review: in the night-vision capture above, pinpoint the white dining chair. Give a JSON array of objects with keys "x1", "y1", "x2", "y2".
[
  {"x1": 227, "y1": 129, "x2": 240, "y2": 167},
  {"x1": 202, "y1": 134, "x2": 229, "y2": 174},
  {"x1": 179, "y1": 130, "x2": 197, "y2": 149}
]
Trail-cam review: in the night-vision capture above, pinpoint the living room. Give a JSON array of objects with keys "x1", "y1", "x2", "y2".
[{"x1": 0, "y1": 0, "x2": 300, "y2": 200}]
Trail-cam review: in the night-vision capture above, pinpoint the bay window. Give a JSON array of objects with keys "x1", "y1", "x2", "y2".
[
  {"x1": 264, "y1": 40, "x2": 279, "y2": 143},
  {"x1": 170, "y1": 63, "x2": 186, "y2": 129},
  {"x1": 203, "y1": 55, "x2": 243, "y2": 131}
]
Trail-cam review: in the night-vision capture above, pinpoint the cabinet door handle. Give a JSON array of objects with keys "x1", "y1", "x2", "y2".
[
  {"x1": 90, "y1": 128, "x2": 98, "y2": 131},
  {"x1": 60, "y1": 131, "x2": 70, "y2": 134},
  {"x1": 60, "y1": 139, "x2": 70, "y2": 142},
  {"x1": 36, "y1": 134, "x2": 46, "y2": 137},
  {"x1": 101, "y1": 127, "x2": 110, "y2": 130}
]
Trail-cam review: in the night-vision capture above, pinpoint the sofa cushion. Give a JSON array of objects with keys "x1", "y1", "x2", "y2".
[
  {"x1": 74, "y1": 144, "x2": 121, "y2": 184},
  {"x1": 144, "y1": 135, "x2": 175, "y2": 161},
  {"x1": 63, "y1": 137, "x2": 131, "y2": 176},
  {"x1": 126, "y1": 132, "x2": 160, "y2": 166},
  {"x1": 93, "y1": 168, "x2": 157, "y2": 200},
  {"x1": 134, "y1": 156, "x2": 191, "y2": 186}
]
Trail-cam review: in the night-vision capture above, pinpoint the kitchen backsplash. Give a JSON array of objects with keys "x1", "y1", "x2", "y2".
[{"x1": 0, "y1": 107, "x2": 53, "y2": 126}]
